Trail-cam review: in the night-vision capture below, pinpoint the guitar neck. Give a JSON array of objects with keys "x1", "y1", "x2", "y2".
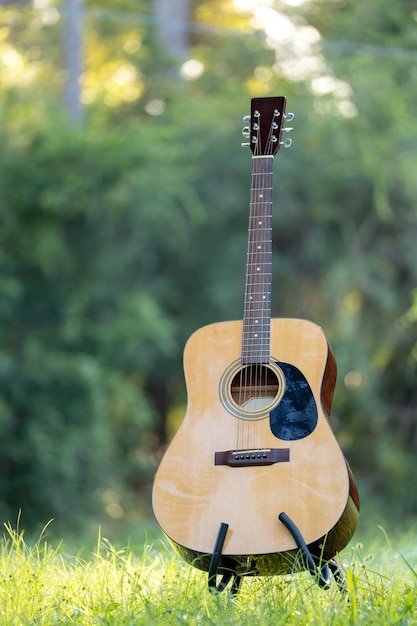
[{"x1": 241, "y1": 155, "x2": 274, "y2": 364}]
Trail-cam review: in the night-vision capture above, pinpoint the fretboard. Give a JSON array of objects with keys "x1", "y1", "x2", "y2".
[{"x1": 241, "y1": 156, "x2": 274, "y2": 364}]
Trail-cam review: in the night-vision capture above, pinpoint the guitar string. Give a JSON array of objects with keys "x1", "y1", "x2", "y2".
[
  {"x1": 237, "y1": 153, "x2": 249, "y2": 452},
  {"x1": 254, "y1": 154, "x2": 263, "y2": 452},
  {"x1": 252, "y1": 123, "x2": 266, "y2": 452},
  {"x1": 240, "y1": 122, "x2": 253, "y2": 453},
  {"x1": 250, "y1": 152, "x2": 261, "y2": 452},
  {"x1": 263, "y1": 114, "x2": 280, "y2": 420},
  {"x1": 238, "y1": 121, "x2": 259, "y2": 452},
  {"x1": 244, "y1": 132, "x2": 262, "y2": 448},
  {"x1": 240, "y1": 133, "x2": 258, "y2": 452},
  {"x1": 263, "y1": 117, "x2": 275, "y2": 412},
  {"x1": 258, "y1": 153, "x2": 270, "y2": 448},
  {"x1": 251, "y1": 136, "x2": 263, "y2": 453}
]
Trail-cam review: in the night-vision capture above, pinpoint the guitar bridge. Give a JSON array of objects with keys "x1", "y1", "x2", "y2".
[{"x1": 214, "y1": 448, "x2": 290, "y2": 467}]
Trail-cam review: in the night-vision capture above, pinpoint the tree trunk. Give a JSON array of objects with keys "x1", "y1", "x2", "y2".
[
  {"x1": 62, "y1": 0, "x2": 84, "y2": 124},
  {"x1": 154, "y1": 0, "x2": 191, "y2": 59}
]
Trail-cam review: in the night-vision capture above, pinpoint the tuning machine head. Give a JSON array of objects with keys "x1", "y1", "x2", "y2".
[
  {"x1": 242, "y1": 116, "x2": 251, "y2": 146},
  {"x1": 281, "y1": 112, "x2": 294, "y2": 148}
]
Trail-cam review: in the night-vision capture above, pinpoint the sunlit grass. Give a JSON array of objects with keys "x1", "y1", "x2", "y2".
[{"x1": 0, "y1": 519, "x2": 417, "y2": 625}]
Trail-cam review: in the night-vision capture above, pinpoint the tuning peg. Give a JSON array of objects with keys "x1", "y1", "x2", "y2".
[
  {"x1": 282, "y1": 127, "x2": 293, "y2": 132},
  {"x1": 241, "y1": 142, "x2": 250, "y2": 147},
  {"x1": 284, "y1": 112, "x2": 294, "y2": 121},
  {"x1": 242, "y1": 115, "x2": 251, "y2": 122},
  {"x1": 280, "y1": 138, "x2": 292, "y2": 148},
  {"x1": 242, "y1": 126, "x2": 250, "y2": 137}
]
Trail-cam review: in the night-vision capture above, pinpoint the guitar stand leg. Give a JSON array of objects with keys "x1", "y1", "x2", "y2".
[
  {"x1": 208, "y1": 522, "x2": 242, "y2": 595},
  {"x1": 279, "y1": 512, "x2": 331, "y2": 589},
  {"x1": 328, "y1": 558, "x2": 348, "y2": 594}
]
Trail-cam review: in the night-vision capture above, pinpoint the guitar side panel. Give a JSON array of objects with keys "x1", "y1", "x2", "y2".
[{"x1": 152, "y1": 318, "x2": 358, "y2": 569}]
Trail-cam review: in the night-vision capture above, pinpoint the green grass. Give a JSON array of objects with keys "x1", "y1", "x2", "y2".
[{"x1": 1, "y1": 520, "x2": 417, "y2": 625}]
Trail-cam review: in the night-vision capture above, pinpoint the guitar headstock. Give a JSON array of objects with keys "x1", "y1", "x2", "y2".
[{"x1": 242, "y1": 96, "x2": 293, "y2": 157}]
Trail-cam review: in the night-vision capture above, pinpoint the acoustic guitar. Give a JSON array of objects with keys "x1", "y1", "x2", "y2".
[{"x1": 152, "y1": 96, "x2": 359, "y2": 585}]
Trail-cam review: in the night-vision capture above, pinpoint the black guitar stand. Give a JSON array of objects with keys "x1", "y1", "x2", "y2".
[
  {"x1": 208, "y1": 522, "x2": 243, "y2": 595},
  {"x1": 278, "y1": 512, "x2": 347, "y2": 592},
  {"x1": 207, "y1": 514, "x2": 348, "y2": 596}
]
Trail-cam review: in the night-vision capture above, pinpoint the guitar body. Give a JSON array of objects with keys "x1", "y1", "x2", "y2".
[{"x1": 152, "y1": 318, "x2": 359, "y2": 576}]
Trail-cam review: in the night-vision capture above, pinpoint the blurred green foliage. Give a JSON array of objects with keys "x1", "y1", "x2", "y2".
[{"x1": 1, "y1": 0, "x2": 417, "y2": 532}]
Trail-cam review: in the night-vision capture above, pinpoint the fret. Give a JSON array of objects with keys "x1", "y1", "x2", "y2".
[
  {"x1": 245, "y1": 262, "x2": 272, "y2": 267},
  {"x1": 244, "y1": 306, "x2": 271, "y2": 312},
  {"x1": 246, "y1": 259, "x2": 271, "y2": 263},
  {"x1": 244, "y1": 305, "x2": 270, "y2": 310},
  {"x1": 242, "y1": 338, "x2": 270, "y2": 343},
  {"x1": 245, "y1": 274, "x2": 272, "y2": 280}
]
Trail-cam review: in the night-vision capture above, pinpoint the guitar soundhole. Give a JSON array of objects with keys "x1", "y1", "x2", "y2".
[
  {"x1": 219, "y1": 359, "x2": 285, "y2": 420},
  {"x1": 231, "y1": 365, "x2": 279, "y2": 410}
]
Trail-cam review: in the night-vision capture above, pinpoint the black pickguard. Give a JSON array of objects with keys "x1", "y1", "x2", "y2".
[{"x1": 270, "y1": 361, "x2": 318, "y2": 440}]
